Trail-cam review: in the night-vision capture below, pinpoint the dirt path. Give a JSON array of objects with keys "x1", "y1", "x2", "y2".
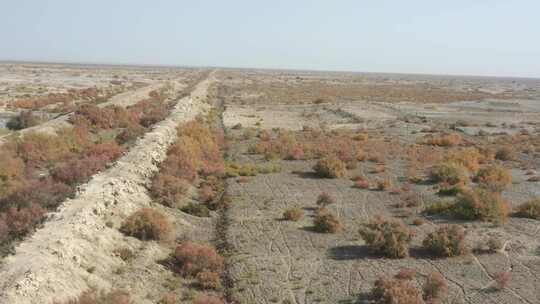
[{"x1": 0, "y1": 72, "x2": 216, "y2": 304}]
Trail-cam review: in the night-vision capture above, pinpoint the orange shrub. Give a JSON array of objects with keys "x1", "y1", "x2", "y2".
[
  {"x1": 150, "y1": 174, "x2": 190, "y2": 207},
  {"x1": 120, "y1": 208, "x2": 171, "y2": 241},
  {"x1": 174, "y1": 241, "x2": 224, "y2": 276},
  {"x1": 425, "y1": 133, "x2": 462, "y2": 146},
  {"x1": 475, "y1": 165, "x2": 512, "y2": 191}
]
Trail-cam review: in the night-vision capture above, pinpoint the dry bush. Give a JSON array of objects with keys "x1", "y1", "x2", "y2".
[
  {"x1": 514, "y1": 198, "x2": 540, "y2": 220},
  {"x1": 376, "y1": 179, "x2": 392, "y2": 191},
  {"x1": 454, "y1": 187, "x2": 509, "y2": 223},
  {"x1": 283, "y1": 207, "x2": 304, "y2": 221},
  {"x1": 429, "y1": 162, "x2": 469, "y2": 185},
  {"x1": 355, "y1": 179, "x2": 370, "y2": 189},
  {"x1": 85, "y1": 141, "x2": 125, "y2": 161},
  {"x1": 192, "y1": 295, "x2": 224, "y2": 304},
  {"x1": 55, "y1": 289, "x2": 132, "y2": 304},
  {"x1": 196, "y1": 270, "x2": 222, "y2": 290},
  {"x1": 423, "y1": 272, "x2": 448, "y2": 302},
  {"x1": 174, "y1": 241, "x2": 224, "y2": 276},
  {"x1": 422, "y1": 225, "x2": 468, "y2": 257},
  {"x1": 359, "y1": 217, "x2": 413, "y2": 258},
  {"x1": 150, "y1": 174, "x2": 190, "y2": 207},
  {"x1": 316, "y1": 192, "x2": 336, "y2": 207},
  {"x1": 313, "y1": 209, "x2": 342, "y2": 233},
  {"x1": 395, "y1": 268, "x2": 417, "y2": 280},
  {"x1": 425, "y1": 133, "x2": 462, "y2": 146},
  {"x1": 412, "y1": 218, "x2": 425, "y2": 226},
  {"x1": 158, "y1": 293, "x2": 176, "y2": 304},
  {"x1": 493, "y1": 271, "x2": 510, "y2": 290},
  {"x1": 1, "y1": 178, "x2": 72, "y2": 210},
  {"x1": 120, "y1": 208, "x2": 171, "y2": 241},
  {"x1": 495, "y1": 146, "x2": 515, "y2": 161},
  {"x1": 13, "y1": 131, "x2": 75, "y2": 166},
  {"x1": 371, "y1": 276, "x2": 423, "y2": 304},
  {"x1": 475, "y1": 165, "x2": 512, "y2": 192},
  {"x1": 313, "y1": 156, "x2": 347, "y2": 178},
  {"x1": 116, "y1": 124, "x2": 146, "y2": 144}
]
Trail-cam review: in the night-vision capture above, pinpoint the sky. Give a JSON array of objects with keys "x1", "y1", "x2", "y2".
[{"x1": 1, "y1": 0, "x2": 539, "y2": 78}]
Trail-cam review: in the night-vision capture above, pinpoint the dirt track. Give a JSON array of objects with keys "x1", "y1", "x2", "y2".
[{"x1": 0, "y1": 73, "x2": 215, "y2": 304}]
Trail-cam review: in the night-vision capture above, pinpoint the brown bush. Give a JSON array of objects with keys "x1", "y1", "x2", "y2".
[
  {"x1": 283, "y1": 207, "x2": 304, "y2": 221},
  {"x1": 313, "y1": 209, "x2": 342, "y2": 233},
  {"x1": 14, "y1": 131, "x2": 75, "y2": 166},
  {"x1": 174, "y1": 241, "x2": 224, "y2": 276},
  {"x1": 422, "y1": 225, "x2": 468, "y2": 257},
  {"x1": 423, "y1": 272, "x2": 448, "y2": 302},
  {"x1": 192, "y1": 295, "x2": 224, "y2": 304},
  {"x1": 196, "y1": 270, "x2": 222, "y2": 290},
  {"x1": 371, "y1": 276, "x2": 423, "y2": 304},
  {"x1": 376, "y1": 179, "x2": 392, "y2": 191},
  {"x1": 316, "y1": 192, "x2": 336, "y2": 207},
  {"x1": 429, "y1": 162, "x2": 469, "y2": 185},
  {"x1": 150, "y1": 174, "x2": 190, "y2": 207},
  {"x1": 116, "y1": 124, "x2": 146, "y2": 144},
  {"x1": 445, "y1": 148, "x2": 482, "y2": 173},
  {"x1": 56, "y1": 289, "x2": 131, "y2": 304},
  {"x1": 495, "y1": 146, "x2": 515, "y2": 161},
  {"x1": 120, "y1": 208, "x2": 171, "y2": 241},
  {"x1": 313, "y1": 156, "x2": 347, "y2": 178},
  {"x1": 1, "y1": 178, "x2": 72, "y2": 210},
  {"x1": 395, "y1": 268, "x2": 417, "y2": 280},
  {"x1": 0, "y1": 204, "x2": 45, "y2": 238},
  {"x1": 359, "y1": 217, "x2": 413, "y2": 258},
  {"x1": 85, "y1": 141, "x2": 125, "y2": 162},
  {"x1": 454, "y1": 187, "x2": 509, "y2": 223},
  {"x1": 513, "y1": 198, "x2": 540, "y2": 220},
  {"x1": 475, "y1": 165, "x2": 512, "y2": 191}
]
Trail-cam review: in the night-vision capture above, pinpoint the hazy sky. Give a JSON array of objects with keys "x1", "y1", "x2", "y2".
[{"x1": 2, "y1": 0, "x2": 539, "y2": 77}]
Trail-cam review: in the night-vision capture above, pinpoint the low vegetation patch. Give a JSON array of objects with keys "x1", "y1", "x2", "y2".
[
  {"x1": 429, "y1": 161, "x2": 469, "y2": 185},
  {"x1": 359, "y1": 216, "x2": 413, "y2": 258},
  {"x1": 120, "y1": 208, "x2": 171, "y2": 241},
  {"x1": 425, "y1": 132, "x2": 462, "y2": 146},
  {"x1": 371, "y1": 275, "x2": 423, "y2": 304},
  {"x1": 454, "y1": 187, "x2": 509, "y2": 223}
]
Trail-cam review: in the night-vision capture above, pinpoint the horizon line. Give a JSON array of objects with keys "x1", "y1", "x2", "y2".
[{"x1": 1, "y1": 58, "x2": 539, "y2": 81}]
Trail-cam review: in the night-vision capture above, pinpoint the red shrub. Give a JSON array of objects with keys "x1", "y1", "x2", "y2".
[
  {"x1": 85, "y1": 141, "x2": 125, "y2": 162},
  {"x1": 52, "y1": 156, "x2": 108, "y2": 185},
  {"x1": 150, "y1": 174, "x2": 190, "y2": 207},
  {"x1": 1, "y1": 178, "x2": 72, "y2": 210},
  {"x1": 174, "y1": 241, "x2": 224, "y2": 276},
  {"x1": 2, "y1": 204, "x2": 45, "y2": 237},
  {"x1": 192, "y1": 295, "x2": 224, "y2": 304}
]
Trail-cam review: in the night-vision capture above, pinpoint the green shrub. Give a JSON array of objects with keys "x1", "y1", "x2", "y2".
[
  {"x1": 429, "y1": 162, "x2": 469, "y2": 185},
  {"x1": 120, "y1": 208, "x2": 171, "y2": 241},
  {"x1": 422, "y1": 225, "x2": 468, "y2": 257},
  {"x1": 313, "y1": 156, "x2": 347, "y2": 178},
  {"x1": 359, "y1": 217, "x2": 413, "y2": 258},
  {"x1": 181, "y1": 203, "x2": 211, "y2": 217},
  {"x1": 454, "y1": 187, "x2": 509, "y2": 223},
  {"x1": 514, "y1": 198, "x2": 540, "y2": 220}
]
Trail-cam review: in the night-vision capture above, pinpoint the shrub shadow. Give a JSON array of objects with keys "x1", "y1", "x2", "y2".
[
  {"x1": 327, "y1": 245, "x2": 378, "y2": 260},
  {"x1": 291, "y1": 170, "x2": 322, "y2": 179}
]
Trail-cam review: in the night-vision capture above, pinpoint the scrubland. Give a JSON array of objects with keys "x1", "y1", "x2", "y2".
[{"x1": 1, "y1": 64, "x2": 540, "y2": 304}]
